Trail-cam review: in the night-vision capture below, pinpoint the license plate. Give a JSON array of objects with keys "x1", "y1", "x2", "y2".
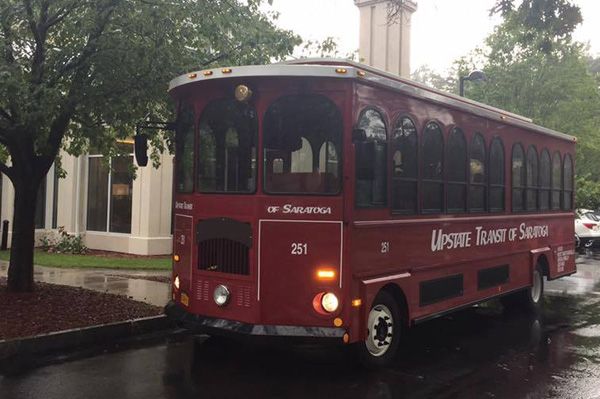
[{"x1": 181, "y1": 292, "x2": 189, "y2": 307}]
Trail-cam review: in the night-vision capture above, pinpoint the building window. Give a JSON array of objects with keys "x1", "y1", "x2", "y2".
[
  {"x1": 512, "y1": 144, "x2": 525, "y2": 211},
  {"x1": 392, "y1": 116, "x2": 418, "y2": 214},
  {"x1": 469, "y1": 133, "x2": 486, "y2": 212},
  {"x1": 562, "y1": 154, "x2": 573, "y2": 210},
  {"x1": 539, "y1": 150, "x2": 551, "y2": 211},
  {"x1": 52, "y1": 166, "x2": 59, "y2": 229},
  {"x1": 526, "y1": 146, "x2": 539, "y2": 211},
  {"x1": 87, "y1": 147, "x2": 134, "y2": 234},
  {"x1": 447, "y1": 128, "x2": 467, "y2": 213},
  {"x1": 422, "y1": 122, "x2": 444, "y2": 213},
  {"x1": 35, "y1": 177, "x2": 46, "y2": 229},
  {"x1": 551, "y1": 152, "x2": 561, "y2": 210},
  {"x1": 355, "y1": 108, "x2": 387, "y2": 207},
  {"x1": 489, "y1": 138, "x2": 504, "y2": 212}
]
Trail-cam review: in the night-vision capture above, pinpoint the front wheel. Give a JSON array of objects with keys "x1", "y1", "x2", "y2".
[{"x1": 357, "y1": 290, "x2": 402, "y2": 368}]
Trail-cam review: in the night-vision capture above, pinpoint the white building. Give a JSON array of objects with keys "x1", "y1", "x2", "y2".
[{"x1": 0, "y1": 146, "x2": 174, "y2": 255}]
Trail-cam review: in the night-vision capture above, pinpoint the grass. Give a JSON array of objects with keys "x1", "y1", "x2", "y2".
[{"x1": 0, "y1": 250, "x2": 171, "y2": 270}]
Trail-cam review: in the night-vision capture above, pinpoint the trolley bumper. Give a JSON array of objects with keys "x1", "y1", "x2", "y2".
[{"x1": 165, "y1": 301, "x2": 345, "y2": 338}]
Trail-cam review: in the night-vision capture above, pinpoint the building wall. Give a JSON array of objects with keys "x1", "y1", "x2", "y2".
[
  {"x1": 355, "y1": 0, "x2": 417, "y2": 78},
  {"x1": 0, "y1": 149, "x2": 173, "y2": 256}
]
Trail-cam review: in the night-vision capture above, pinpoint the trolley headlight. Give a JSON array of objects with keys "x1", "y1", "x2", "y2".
[
  {"x1": 321, "y1": 292, "x2": 339, "y2": 313},
  {"x1": 213, "y1": 285, "x2": 230, "y2": 307},
  {"x1": 174, "y1": 275, "x2": 180, "y2": 290}
]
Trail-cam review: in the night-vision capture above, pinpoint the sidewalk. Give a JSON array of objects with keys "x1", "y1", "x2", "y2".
[{"x1": 0, "y1": 262, "x2": 171, "y2": 307}]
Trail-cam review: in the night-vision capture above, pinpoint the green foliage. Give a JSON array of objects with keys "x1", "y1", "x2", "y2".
[
  {"x1": 39, "y1": 227, "x2": 87, "y2": 254},
  {"x1": 575, "y1": 175, "x2": 600, "y2": 210},
  {"x1": 489, "y1": 0, "x2": 582, "y2": 54},
  {"x1": 298, "y1": 37, "x2": 358, "y2": 61},
  {"x1": 0, "y1": 0, "x2": 301, "y2": 165},
  {"x1": 411, "y1": 65, "x2": 458, "y2": 93}
]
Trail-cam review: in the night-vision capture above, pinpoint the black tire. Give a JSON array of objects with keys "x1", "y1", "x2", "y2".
[
  {"x1": 356, "y1": 290, "x2": 402, "y2": 368},
  {"x1": 501, "y1": 264, "x2": 544, "y2": 313}
]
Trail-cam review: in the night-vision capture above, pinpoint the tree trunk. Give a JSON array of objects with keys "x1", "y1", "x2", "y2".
[{"x1": 6, "y1": 179, "x2": 39, "y2": 292}]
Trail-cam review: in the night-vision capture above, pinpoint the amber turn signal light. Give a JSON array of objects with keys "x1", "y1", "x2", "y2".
[
  {"x1": 173, "y1": 254, "x2": 180, "y2": 262},
  {"x1": 316, "y1": 269, "x2": 336, "y2": 280}
]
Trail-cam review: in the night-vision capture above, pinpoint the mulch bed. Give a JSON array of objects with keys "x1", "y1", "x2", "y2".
[{"x1": 0, "y1": 278, "x2": 162, "y2": 341}]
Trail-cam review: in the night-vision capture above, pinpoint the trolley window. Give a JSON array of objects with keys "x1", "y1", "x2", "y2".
[
  {"x1": 422, "y1": 122, "x2": 444, "y2": 213},
  {"x1": 469, "y1": 133, "x2": 486, "y2": 212},
  {"x1": 197, "y1": 99, "x2": 257, "y2": 193},
  {"x1": 176, "y1": 102, "x2": 195, "y2": 193},
  {"x1": 447, "y1": 128, "x2": 467, "y2": 213},
  {"x1": 264, "y1": 94, "x2": 342, "y2": 194},
  {"x1": 354, "y1": 108, "x2": 387, "y2": 206},
  {"x1": 489, "y1": 138, "x2": 504, "y2": 212},
  {"x1": 392, "y1": 116, "x2": 418, "y2": 214},
  {"x1": 512, "y1": 144, "x2": 525, "y2": 211}
]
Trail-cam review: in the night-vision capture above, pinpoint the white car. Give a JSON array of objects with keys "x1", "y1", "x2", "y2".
[{"x1": 575, "y1": 209, "x2": 600, "y2": 248}]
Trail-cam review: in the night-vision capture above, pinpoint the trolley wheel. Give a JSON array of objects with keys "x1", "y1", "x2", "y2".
[
  {"x1": 357, "y1": 290, "x2": 402, "y2": 368},
  {"x1": 501, "y1": 264, "x2": 544, "y2": 312}
]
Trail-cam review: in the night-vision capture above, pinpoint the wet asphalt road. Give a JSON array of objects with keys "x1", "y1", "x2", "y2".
[{"x1": 3, "y1": 253, "x2": 600, "y2": 399}]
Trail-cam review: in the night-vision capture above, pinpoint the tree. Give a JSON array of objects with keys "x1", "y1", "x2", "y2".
[
  {"x1": 0, "y1": 0, "x2": 300, "y2": 292},
  {"x1": 489, "y1": 0, "x2": 582, "y2": 54},
  {"x1": 411, "y1": 64, "x2": 458, "y2": 93}
]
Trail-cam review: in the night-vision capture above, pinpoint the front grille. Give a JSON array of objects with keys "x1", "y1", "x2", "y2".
[{"x1": 198, "y1": 238, "x2": 249, "y2": 275}]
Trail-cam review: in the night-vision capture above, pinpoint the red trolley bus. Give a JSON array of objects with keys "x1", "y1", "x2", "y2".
[{"x1": 158, "y1": 59, "x2": 576, "y2": 367}]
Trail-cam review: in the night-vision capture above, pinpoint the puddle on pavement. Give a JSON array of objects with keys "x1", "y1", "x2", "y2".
[{"x1": 0, "y1": 262, "x2": 170, "y2": 307}]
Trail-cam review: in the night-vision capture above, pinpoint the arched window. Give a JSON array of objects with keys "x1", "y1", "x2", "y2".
[
  {"x1": 512, "y1": 144, "x2": 525, "y2": 211},
  {"x1": 539, "y1": 150, "x2": 551, "y2": 211},
  {"x1": 355, "y1": 109, "x2": 387, "y2": 207},
  {"x1": 489, "y1": 138, "x2": 504, "y2": 212},
  {"x1": 422, "y1": 122, "x2": 444, "y2": 213},
  {"x1": 562, "y1": 154, "x2": 573, "y2": 210},
  {"x1": 176, "y1": 102, "x2": 195, "y2": 193},
  {"x1": 469, "y1": 133, "x2": 486, "y2": 212},
  {"x1": 392, "y1": 116, "x2": 418, "y2": 214},
  {"x1": 447, "y1": 128, "x2": 467, "y2": 213},
  {"x1": 526, "y1": 146, "x2": 538, "y2": 211},
  {"x1": 198, "y1": 99, "x2": 257, "y2": 193},
  {"x1": 551, "y1": 152, "x2": 562, "y2": 210},
  {"x1": 264, "y1": 94, "x2": 342, "y2": 194}
]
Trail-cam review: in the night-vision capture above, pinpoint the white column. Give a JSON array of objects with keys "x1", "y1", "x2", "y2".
[{"x1": 354, "y1": 0, "x2": 417, "y2": 78}]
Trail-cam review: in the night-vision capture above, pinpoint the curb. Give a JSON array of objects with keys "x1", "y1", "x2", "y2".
[{"x1": 0, "y1": 315, "x2": 176, "y2": 372}]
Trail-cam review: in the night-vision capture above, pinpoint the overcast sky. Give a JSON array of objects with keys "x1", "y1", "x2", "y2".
[{"x1": 266, "y1": 0, "x2": 600, "y2": 73}]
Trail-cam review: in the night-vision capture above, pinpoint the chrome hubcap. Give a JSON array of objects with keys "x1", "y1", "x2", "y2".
[
  {"x1": 365, "y1": 304, "x2": 393, "y2": 357},
  {"x1": 531, "y1": 270, "x2": 542, "y2": 303}
]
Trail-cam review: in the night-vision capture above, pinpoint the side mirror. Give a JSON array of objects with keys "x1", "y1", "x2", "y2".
[
  {"x1": 352, "y1": 128, "x2": 367, "y2": 142},
  {"x1": 134, "y1": 134, "x2": 149, "y2": 167}
]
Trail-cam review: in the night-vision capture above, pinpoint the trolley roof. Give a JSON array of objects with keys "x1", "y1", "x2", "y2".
[{"x1": 168, "y1": 58, "x2": 576, "y2": 143}]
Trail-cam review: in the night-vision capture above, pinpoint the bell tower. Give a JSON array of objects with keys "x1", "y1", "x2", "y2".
[{"x1": 354, "y1": 0, "x2": 417, "y2": 78}]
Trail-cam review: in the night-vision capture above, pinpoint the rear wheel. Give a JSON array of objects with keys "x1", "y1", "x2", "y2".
[
  {"x1": 357, "y1": 290, "x2": 402, "y2": 368},
  {"x1": 501, "y1": 264, "x2": 544, "y2": 312}
]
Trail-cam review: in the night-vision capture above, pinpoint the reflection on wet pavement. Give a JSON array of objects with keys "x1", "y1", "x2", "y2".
[
  {"x1": 3, "y1": 252, "x2": 600, "y2": 398},
  {"x1": 0, "y1": 262, "x2": 170, "y2": 307}
]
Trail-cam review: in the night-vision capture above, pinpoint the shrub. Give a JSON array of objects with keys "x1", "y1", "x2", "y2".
[{"x1": 40, "y1": 227, "x2": 87, "y2": 254}]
